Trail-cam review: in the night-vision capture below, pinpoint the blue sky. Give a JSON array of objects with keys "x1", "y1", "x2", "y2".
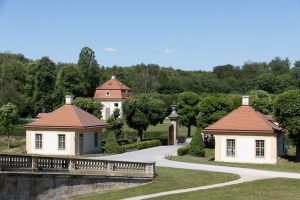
[{"x1": 0, "y1": 0, "x2": 300, "y2": 71}]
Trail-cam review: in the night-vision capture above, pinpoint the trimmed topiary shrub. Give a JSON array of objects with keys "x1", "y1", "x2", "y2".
[
  {"x1": 104, "y1": 132, "x2": 120, "y2": 154},
  {"x1": 188, "y1": 129, "x2": 205, "y2": 157},
  {"x1": 177, "y1": 145, "x2": 190, "y2": 156},
  {"x1": 119, "y1": 140, "x2": 161, "y2": 153}
]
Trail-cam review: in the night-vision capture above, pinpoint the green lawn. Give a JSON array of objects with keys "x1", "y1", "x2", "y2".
[
  {"x1": 77, "y1": 167, "x2": 239, "y2": 200},
  {"x1": 167, "y1": 148, "x2": 300, "y2": 173},
  {"x1": 149, "y1": 178, "x2": 300, "y2": 200}
]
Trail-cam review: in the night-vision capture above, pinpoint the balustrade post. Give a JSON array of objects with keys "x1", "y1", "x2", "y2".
[
  {"x1": 68, "y1": 158, "x2": 75, "y2": 170},
  {"x1": 107, "y1": 161, "x2": 114, "y2": 174},
  {"x1": 32, "y1": 156, "x2": 38, "y2": 168},
  {"x1": 146, "y1": 162, "x2": 155, "y2": 176}
]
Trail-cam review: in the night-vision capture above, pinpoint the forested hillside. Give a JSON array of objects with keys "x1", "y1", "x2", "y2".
[{"x1": 0, "y1": 47, "x2": 299, "y2": 118}]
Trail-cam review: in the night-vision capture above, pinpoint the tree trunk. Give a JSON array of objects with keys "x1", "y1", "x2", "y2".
[
  {"x1": 7, "y1": 130, "x2": 10, "y2": 150},
  {"x1": 187, "y1": 126, "x2": 191, "y2": 138},
  {"x1": 137, "y1": 130, "x2": 143, "y2": 142},
  {"x1": 296, "y1": 144, "x2": 300, "y2": 162}
]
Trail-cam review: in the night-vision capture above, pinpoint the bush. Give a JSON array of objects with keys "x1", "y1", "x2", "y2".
[
  {"x1": 144, "y1": 131, "x2": 168, "y2": 139},
  {"x1": 178, "y1": 145, "x2": 190, "y2": 156},
  {"x1": 123, "y1": 130, "x2": 136, "y2": 142},
  {"x1": 188, "y1": 129, "x2": 205, "y2": 157},
  {"x1": 0, "y1": 127, "x2": 26, "y2": 136},
  {"x1": 119, "y1": 140, "x2": 161, "y2": 153},
  {"x1": 104, "y1": 132, "x2": 120, "y2": 154}
]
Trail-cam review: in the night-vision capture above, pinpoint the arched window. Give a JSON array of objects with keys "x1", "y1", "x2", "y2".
[{"x1": 106, "y1": 90, "x2": 110, "y2": 96}]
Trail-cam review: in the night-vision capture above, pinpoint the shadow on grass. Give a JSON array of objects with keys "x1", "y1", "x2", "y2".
[{"x1": 280, "y1": 155, "x2": 296, "y2": 162}]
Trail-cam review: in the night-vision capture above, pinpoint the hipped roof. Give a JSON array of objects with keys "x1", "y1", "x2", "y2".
[
  {"x1": 96, "y1": 78, "x2": 131, "y2": 90},
  {"x1": 25, "y1": 104, "x2": 111, "y2": 130},
  {"x1": 203, "y1": 106, "x2": 284, "y2": 134}
]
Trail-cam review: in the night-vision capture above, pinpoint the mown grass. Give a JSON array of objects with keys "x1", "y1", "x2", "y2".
[
  {"x1": 149, "y1": 178, "x2": 300, "y2": 200},
  {"x1": 167, "y1": 148, "x2": 300, "y2": 173},
  {"x1": 77, "y1": 167, "x2": 239, "y2": 200}
]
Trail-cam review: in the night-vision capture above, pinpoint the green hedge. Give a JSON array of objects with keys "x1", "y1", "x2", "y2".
[
  {"x1": 144, "y1": 131, "x2": 168, "y2": 139},
  {"x1": 119, "y1": 140, "x2": 162, "y2": 153},
  {"x1": 178, "y1": 145, "x2": 190, "y2": 156},
  {"x1": 0, "y1": 127, "x2": 26, "y2": 136},
  {"x1": 102, "y1": 130, "x2": 186, "y2": 145}
]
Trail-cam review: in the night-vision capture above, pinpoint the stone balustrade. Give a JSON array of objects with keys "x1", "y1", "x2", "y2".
[{"x1": 0, "y1": 154, "x2": 155, "y2": 178}]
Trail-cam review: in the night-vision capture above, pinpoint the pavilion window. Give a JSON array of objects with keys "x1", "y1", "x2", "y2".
[
  {"x1": 256, "y1": 140, "x2": 265, "y2": 157},
  {"x1": 58, "y1": 134, "x2": 65, "y2": 150},
  {"x1": 226, "y1": 139, "x2": 235, "y2": 156},
  {"x1": 35, "y1": 134, "x2": 42, "y2": 149}
]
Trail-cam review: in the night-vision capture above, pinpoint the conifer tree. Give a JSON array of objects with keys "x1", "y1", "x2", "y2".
[
  {"x1": 188, "y1": 129, "x2": 205, "y2": 157},
  {"x1": 104, "y1": 132, "x2": 120, "y2": 154}
]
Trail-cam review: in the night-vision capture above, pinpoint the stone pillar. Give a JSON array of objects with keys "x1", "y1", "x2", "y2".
[
  {"x1": 146, "y1": 161, "x2": 156, "y2": 177},
  {"x1": 168, "y1": 102, "x2": 180, "y2": 145}
]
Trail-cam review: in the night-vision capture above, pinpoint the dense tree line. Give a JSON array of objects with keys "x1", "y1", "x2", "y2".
[{"x1": 0, "y1": 48, "x2": 299, "y2": 119}]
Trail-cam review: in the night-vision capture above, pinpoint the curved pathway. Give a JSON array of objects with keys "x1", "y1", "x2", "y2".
[{"x1": 88, "y1": 140, "x2": 300, "y2": 199}]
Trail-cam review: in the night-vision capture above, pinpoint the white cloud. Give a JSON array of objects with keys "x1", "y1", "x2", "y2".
[
  {"x1": 103, "y1": 48, "x2": 117, "y2": 51},
  {"x1": 164, "y1": 47, "x2": 175, "y2": 54}
]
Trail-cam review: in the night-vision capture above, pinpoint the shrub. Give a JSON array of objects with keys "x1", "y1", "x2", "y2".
[
  {"x1": 104, "y1": 132, "x2": 120, "y2": 154},
  {"x1": 119, "y1": 140, "x2": 161, "y2": 153},
  {"x1": 123, "y1": 130, "x2": 136, "y2": 143},
  {"x1": 0, "y1": 127, "x2": 26, "y2": 136},
  {"x1": 178, "y1": 145, "x2": 190, "y2": 156},
  {"x1": 188, "y1": 129, "x2": 205, "y2": 157},
  {"x1": 144, "y1": 131, "x2": 168, "y2": 139}
]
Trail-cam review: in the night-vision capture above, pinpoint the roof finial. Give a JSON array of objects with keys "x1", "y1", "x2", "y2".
[{"x1": 111, "y1": 75, "x2": 115, "y2": 79}]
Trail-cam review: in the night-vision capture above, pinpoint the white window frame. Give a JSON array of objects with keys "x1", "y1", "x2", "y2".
[
  {"x1": 255, "y1": 140, "x2": 265, "y2": 157},
  {"x1": 58, "y1": 134, "x2": 66, "y2": 150},
  {"x1": 35, "y1": 134, "x2": 42, "y2": 149},
  {"x1": 226, "y1": 139, "x2": 235, "y2": 156},
  {"x1": 106, "y1": 90, "x2": 110, "y2": 96}
]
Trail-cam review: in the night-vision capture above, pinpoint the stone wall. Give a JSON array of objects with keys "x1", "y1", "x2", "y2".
[
  {"x1": 0, "y1": 154, "x2": 156, "y2": 199},
  {"x1": 0, "y1": 172, "x2": 152, "y2": 200}
]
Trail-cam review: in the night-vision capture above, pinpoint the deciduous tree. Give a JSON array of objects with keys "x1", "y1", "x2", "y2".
[
  {"x1": 177, "y1": 92, "x2": 200, "y2": 137},
  {"x1": 52, "y1": 64, "x2": 87, "y2": 108},
  {"x1": 0, "y1": 102, "x2": 19, "y2": 149},
  {"x1": 78, "y1": 47, "x2": 101, "y2": 97},
  {"x1": 33, "y1": 57, "x2": 57, "y2": 114},
  {"x1": 197, "y1": 94, "x2": 232, "y2": 129},
  {"x1": 273, "y1": 89, "x2": 300, "y2": 162},
  {"x1": 106, "y1": 108, "x2": 124, "y2": 139},
  {"x1": 73, "y1": 97, "x2": 103, "y2": 118},
  {"x1": 122, "y1": 94, "x2": 167, "y2": 142}
]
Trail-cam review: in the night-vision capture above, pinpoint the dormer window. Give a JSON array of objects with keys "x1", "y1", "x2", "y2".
[{"x1": 106, "y1": 90, "x2": 110, "y2": 96}]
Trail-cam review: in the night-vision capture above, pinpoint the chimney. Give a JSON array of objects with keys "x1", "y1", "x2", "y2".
[
  {"x1": 242, "y1": 95, "x2": 250, "y2": 106},
  {"x1": 111, "y1": 75, "x2": 115, "y2": 79},
  {"x1": 65, "y1": 95, "x2": 73, "y2": 105}
]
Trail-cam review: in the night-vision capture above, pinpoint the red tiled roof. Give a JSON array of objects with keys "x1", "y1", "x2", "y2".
[
  {"x1": 25, "y1": 104, "x2": 111, "y2": 130},
  {"x1": 93, "y1": 77, "x2": 132, "y2": 100},
  {"x1": 36, "y1": 113, "x2": 49, "y2": 118},
  {"x1": 96, "y1": 78, "x2": 131, "y2": 90},
  {"x1": 203, "y1": 106, "x2": 284, "y2": 134}
]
